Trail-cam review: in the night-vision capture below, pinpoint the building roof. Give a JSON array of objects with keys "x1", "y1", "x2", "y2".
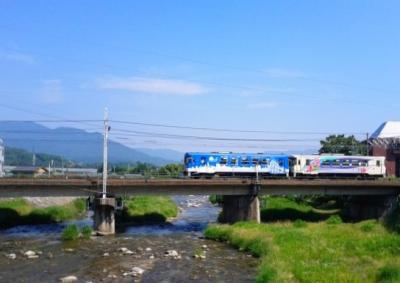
[
  {"x1": 371, "y1": 121, "x2": 400, "y2": 139},
  {"x1": 370, "y1": 121, "x2": 400, "y2": 146}
]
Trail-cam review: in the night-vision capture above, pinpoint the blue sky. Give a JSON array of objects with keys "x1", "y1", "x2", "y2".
[{"x1": 0, "y1": 1, "x2": 399, "y2": 152}]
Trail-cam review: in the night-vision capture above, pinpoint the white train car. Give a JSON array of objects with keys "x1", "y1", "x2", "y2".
[{"x1": 291, "y1": 155, "x2": 386, "y2": 178}]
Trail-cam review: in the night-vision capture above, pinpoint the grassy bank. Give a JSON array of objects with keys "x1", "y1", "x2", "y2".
[
  {"x1": 206, "y1": 196, "x2": 400, "y2": 282},
  {"x1": 0, "y1": 198, "x2": 86, "y2": 229},
  {"x1": 116, "y1": 196, "x2": 178, "y2": 225},
  {"x1": 205, "y1": 221, "x2": 400, "y2": 282}
]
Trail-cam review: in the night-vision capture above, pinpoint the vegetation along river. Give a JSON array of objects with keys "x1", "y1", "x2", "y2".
[{"x1": 0, "y1": 195, "x2": 258, "y2": 282}]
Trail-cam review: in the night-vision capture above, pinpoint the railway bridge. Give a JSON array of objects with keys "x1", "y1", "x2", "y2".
[{"x1": 1, "y1": 178, "x2": 399, "y2": 235}]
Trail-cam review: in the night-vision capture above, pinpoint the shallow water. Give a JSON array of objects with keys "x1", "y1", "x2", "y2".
[{"x1": 0, "y1": 196, "x2": 258, "y2": 282}]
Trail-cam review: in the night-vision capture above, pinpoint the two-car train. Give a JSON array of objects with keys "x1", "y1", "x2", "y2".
[{"x1": 184, "y1": 152, "x2": 386, "y2": 178}]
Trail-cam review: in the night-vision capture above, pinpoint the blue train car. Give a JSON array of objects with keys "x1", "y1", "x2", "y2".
[{"x1": 184, "y1": 152, "x2": 290, "y2": 178}]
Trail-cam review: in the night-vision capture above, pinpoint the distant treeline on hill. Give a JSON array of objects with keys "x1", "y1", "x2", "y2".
[
  {"x1": 4, "y1": 147, "x2": 75, "y2": 167},
  {"x1": 4, "y1": 147, "x2": 184, "y2": 176}
]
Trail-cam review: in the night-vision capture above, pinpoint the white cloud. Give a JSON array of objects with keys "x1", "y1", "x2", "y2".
[
  {"x1": 40, "y1": 80, "x2": 63, "y2": 104},
  {"x1": 0, "y1": 49, "x2": 36, "y2": 64},
  {"x1": 96, "y1": 76, "x2": 207, "y2": 96},
  {"x1": 263, "y1": 68, "x2": 305, "y2": 79},
  {"x1": 247, "y1": 102, "x2": 278, "y2": 109}
]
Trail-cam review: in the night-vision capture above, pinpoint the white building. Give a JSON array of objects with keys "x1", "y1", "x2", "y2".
[{"x1": 0, "y1": 139, "x2": 4, "y2": 177}]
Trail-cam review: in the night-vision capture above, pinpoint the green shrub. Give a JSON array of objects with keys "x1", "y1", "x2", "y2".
[
  {"x1": 209, "y1": 195, "x2": 223, "y2": 205},
  {"x1": 116, "y1": 196, "x2": 178, "y2": 225},
  {"x1": 376, "y1": 265, "x2": 400, "y2": 282},
  {"x1": 360, "y1": 220, "x2": 377, "y2": 232},
  {"x1": 326, "y1": 215, "x2": 342, "y2": 225},
  {"x1": 61, "y1": 224, "x2": 80, "y2": 241},
  {"x1": 80, "y1": 226, "x2": 93, "y2": 239},
  {"x1": 293, "y1": 219, "x2": 307, "y2": 228}
]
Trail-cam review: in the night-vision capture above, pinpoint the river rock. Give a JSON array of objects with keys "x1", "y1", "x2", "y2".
[
  {"x1": 164, "y1": 250, "x2": 181, "y2": 259},
  {"x1": 6, "y1": 253, "x2": 16, "y2": 260},
  {"x1": 145, "y1": 247, "x2": 152, "y2": 252},
  {"x1": 24, "y1": 250, "x2": 36, "y2": 257},
  {"x1": 24, "y1": 250, "x2": 39, "y2": 259},
  {"x1": 119, "y1": 247, "x2": 128, "y2": 253},
  {"x1": 131, "y1": 267, "x2": 145, "y2": 276},
  {"x1": 59, "y1": 275, "x2": 78, "y2": 283},
  {"x1": 103, "y1": 252, "x2": 110, "y2": 257},
  {"x1": 119, "y1": 247, "x2": 133, "y2": 255}
]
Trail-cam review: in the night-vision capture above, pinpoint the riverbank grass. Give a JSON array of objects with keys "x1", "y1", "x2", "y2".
[
  {"x1": 61, "y1": 224, "x2": 93, "y2": 241},
  {"x1": 205, "y1": 221, "x2": 400, "y2": 282},
  {"x1": 116, "y1": 196, "x2": 178, "y2": 225},
  {"x1": 0, "y1": 198, "x2": 86, "y2": 229}
]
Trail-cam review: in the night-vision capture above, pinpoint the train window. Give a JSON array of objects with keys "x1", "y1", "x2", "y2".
[
  {"x1": 342, "y1": 160, "x2": 350, "y2": 166},
  {"x1": 185, "y1": 157, "x2": 193, "y2": 164},
  {"x1": 321, "y1": 160, "x2": 331, "y2": 166},
  {"x1": 298, "y1": 160, "x2": 301, "y2": 165},
  {"x1": 230, "y1": 157, "x2": 237, "y2": 165},
  {"x1": 261, "y1": 158, "x2": 270, "y2": 165},
  {"x1": 278, "y1": 160, "x2": 284, "y2": 167},
  {"x1": 377, "y1": 160, "x2": 381, "y2": 167},
  {"x1": 306, "y1": 160, "x2": 312, "y2": 166},
  {"x1": 360, "y1": 161, "x2": 368, "y2": 167},
  {"x1": 241, "y1": 157, "x2": 249, "y2": 165},
  {"x1": 252, "y1": 158, "x2": 259, "y2": 165},
  {"x1": 220, "y1": 157, "x2": 228, "y2": 165},
  {"x1": 332, "y1": 159, "x2": 340, "y2": 166},
  {"x1": 351, "y1": 160, "x2": 359, "y2": 167}
]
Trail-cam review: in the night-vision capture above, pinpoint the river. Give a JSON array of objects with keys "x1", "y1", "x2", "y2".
[{"x1": 0, "y1": 196, "x2": 258, "y2": 282}]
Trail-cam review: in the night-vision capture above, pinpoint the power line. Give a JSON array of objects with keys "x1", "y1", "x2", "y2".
[{"x1": 110, "y1": 121, "x2": 367, "y2": 136}]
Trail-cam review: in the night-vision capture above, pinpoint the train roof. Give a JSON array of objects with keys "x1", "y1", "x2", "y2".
[
  {"x1": 184, "y1": 152, "x2": 290, "y2": 157},
  {"x1": 291, "y1": 154, "x2": 385, "y2": 159}
]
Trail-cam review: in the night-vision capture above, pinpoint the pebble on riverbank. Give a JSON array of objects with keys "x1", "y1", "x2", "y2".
[
  {"x1": 118, "y1": 247, "x2": 134, "y2": 255},
  {"x1": 123, "y1": 266, "x2": 145, "y2": 277},
  {"x1": 59, "y1": 275, "x2": 78, "y2": 283},
  {"x1": 164, "y1": 250, "x2": 181, "y2": 259},
  {"x1": 24, "y1": 250, "x2": 39, "y2": 259},
  {"x1": 5, "y1": 253, "x2": 16, "y2": 260}
]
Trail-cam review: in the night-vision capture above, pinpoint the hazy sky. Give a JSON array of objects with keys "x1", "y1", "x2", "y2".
[{"x1": 0, "y1": 1, "x2": 399, "y2": 152}]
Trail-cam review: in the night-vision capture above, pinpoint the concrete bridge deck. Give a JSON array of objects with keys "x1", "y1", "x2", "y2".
[{"x1": 0, "y1": 178, "x2": 400, "y2": 197}]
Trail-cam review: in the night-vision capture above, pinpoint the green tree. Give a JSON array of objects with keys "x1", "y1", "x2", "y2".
[
  {"x1": 319, "y1": 135, "x2": 365, "y2": 155},
  {"x1": 158, "y1": 163, "x2": 184, "y2": 177}
]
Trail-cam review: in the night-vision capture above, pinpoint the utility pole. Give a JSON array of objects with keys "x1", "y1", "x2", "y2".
[
  {"x1": 366, "y1": 132, "x2": 370, "y2": 156},
  {"x1": 102, "y1": 108, "x2": 110, "y2": 198}
]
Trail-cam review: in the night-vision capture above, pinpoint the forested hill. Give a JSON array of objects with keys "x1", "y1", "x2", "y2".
[
  {"x1": 0, "y1": 121, "x2": 177, "y2": 165},
  {"x1": 4, "y1": 147, "x2": 74, "y2": 167}
]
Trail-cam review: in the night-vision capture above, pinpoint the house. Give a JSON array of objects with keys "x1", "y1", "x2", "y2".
[
  {"x1": 370, "y1": 121, "x2": 400, "y2": 176},
  {"x1": 4, "y1": 166, "x2": 48, "y2": 177}
]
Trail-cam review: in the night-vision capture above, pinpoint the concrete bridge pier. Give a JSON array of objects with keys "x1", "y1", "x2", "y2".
[
  {"x1": 93, "y1": 197, "x2": 116, "y2": 235},
  {"x1": 220, "y1": 195, "x2": 260, "y2": 224},
  {"x1": 220, "y1": 184, "x2": 261, "y2": 223},
  {"x1": 343, "y1": 195, "x2": 399, "y2": 221}
]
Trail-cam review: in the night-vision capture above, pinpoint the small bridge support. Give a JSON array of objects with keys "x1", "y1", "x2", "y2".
[
  {"x1": 342, "y1": 195, "x2": 399, "y2": 221},
  {"x1": 220, "y1": 183, "x2": 261, "y2": 224},
  {"x1": 93, "y1": 196, "x2": 116, "y2": 235}
]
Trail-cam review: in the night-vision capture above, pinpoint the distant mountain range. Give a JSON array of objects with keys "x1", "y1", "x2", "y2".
[{"x1": 0, "y1": 121, "x2": 183, "y2": 166}]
